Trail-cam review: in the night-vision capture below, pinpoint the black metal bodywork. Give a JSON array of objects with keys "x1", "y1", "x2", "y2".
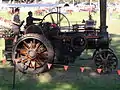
[{"x1": 3, "y1": 0, "x2": 118, "y2": 74}]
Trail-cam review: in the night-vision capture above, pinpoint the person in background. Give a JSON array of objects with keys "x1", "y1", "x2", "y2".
[
  {"x1": 25, "y1": 11, "x2": 42, "y2": 28},
  {"x1": 109, "y1": 7, "x2": 113, "y2": 20}
]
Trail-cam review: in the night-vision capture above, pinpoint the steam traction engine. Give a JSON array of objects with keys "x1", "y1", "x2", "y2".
[{"x1": 4, "y1": 0, "x2": 118, "y2": 74}]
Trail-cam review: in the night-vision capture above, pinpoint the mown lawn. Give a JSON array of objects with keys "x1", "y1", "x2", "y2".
[{"x1": 0, "y1": 10, "x2": 120, "y2": 90}]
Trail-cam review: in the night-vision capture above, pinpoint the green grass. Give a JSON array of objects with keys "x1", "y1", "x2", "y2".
[
  {"x1": 0, "y1": 11, "x2": 120, "y2": 90},
  {"x1": 0, "y1": 61, "x2": 120, "y2": 90}
]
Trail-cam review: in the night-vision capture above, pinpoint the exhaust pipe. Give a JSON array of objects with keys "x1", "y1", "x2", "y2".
[{"x1": 100, "y1": 0, "x2": 107, "y2": 32}]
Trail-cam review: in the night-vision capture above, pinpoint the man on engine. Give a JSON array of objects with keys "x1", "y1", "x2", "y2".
[
  {"x1": 11, "y1": 8, "x2": 24, "y2": 35},
  {"x1": 25, "y1": 11, "x2": 42, "y2": 28},
  {"x1": 11, "y1": 8, "x2": 24, "y2": 44}
]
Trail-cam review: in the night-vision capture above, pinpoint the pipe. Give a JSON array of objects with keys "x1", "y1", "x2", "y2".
[{"x1": 100, "y1": 0, "x2": 107, "y2": 32}]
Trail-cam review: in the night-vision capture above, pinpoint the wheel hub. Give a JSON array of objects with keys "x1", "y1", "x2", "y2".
[{"x1": 27, "y1": 49, "x2": 36, "y2": 59}]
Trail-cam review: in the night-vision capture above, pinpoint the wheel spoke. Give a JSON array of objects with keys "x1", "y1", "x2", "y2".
[
  {"x1": 20, "y1": 56, "x2": 29, "y2": 63},
  {"x1": 21, "y1": 56, "x2": 30, "y2": 63},
  {"x1": 23, "y1": 41, "x2": 30, "y2": 49},
  {"x1": 35, "y1": 43, "x2": 40, "y2": 50},
  {"x1": 106, "y1": 53, "x2": 111, "y2": 60},
  {"x1": 95, "y1": 58, "x2": 102, "y2": 61},
  {"x1": 99, "y1": 54, "x2": 104, "y2": 60},
  {"x1": 29, "y1": 61, "x2": 35, "y2": 68},
  {"x1": 34, "y1": 60, "x2": 42, "y2": 68},
  {"x1": 30, "y1": 41, "x2": 33, "y2": 49},
  {"x1": 37, "y1": 45, "x2": 47, "y2": 53},
  {"x1": 35, "y1": 57, "x2": 44, "y2": 66},
  {"x1": 38, "y1": 51, "x2": 48, "y2": 60},
  {"x1": 15, "y1": 55, "x2": 29, "y2": 63},
  {"x1": 57, "y1": 15, "x2": 64, "y2": 25},
  {"x1": 32, "y1": 39, "x2": 36, "y2": 48},
  {"x1": 18, "y1": 49, "x2": 27, "y2": 55},
  {"x1": 50, "y1": 14, "x2": 55, "y2": 24},
  {"x1": 98, "y1": 65, "x2": 103, "y2": 68}
]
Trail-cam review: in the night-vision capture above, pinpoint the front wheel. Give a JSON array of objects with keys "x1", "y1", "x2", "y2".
[{"x1": 93, "y1": 49, "x2": 118, "y2": 73}]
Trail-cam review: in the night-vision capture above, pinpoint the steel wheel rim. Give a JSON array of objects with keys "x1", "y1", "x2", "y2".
[
  {"x1": 94, "y1": 50, "x2": 118, "y2": 73},
  {"x1": 13, "y1": 37, "x2": 48, "y2": 70}
]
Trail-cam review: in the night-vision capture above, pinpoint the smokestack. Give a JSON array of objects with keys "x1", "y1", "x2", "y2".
[{"x1": 100, "y1": 0, "x2": 107, "y2": 32}]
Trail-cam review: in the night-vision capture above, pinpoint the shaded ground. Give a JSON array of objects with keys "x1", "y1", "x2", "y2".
[
  {"x1": 0, "y1": 66, "x2": 120, "y2": 90},
  {"x1": 0, "y1": 34, "x2": 120, "y2": 90}
]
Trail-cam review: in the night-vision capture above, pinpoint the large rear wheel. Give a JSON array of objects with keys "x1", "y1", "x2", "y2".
[{"x1": 12, "y1": 34, "x2": 54, "y2": 74}]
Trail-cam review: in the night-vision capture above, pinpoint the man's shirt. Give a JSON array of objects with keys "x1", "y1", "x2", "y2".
[
  {"x1": 26, "y1": 16, "x2": 40, "y2": 26},
  {"x1": 12, "y1": 14, "x2": 20, "y2": 25}
]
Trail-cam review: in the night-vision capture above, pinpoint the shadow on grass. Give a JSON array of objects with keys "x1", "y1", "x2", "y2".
[
  {"x1": 0, "y1": 34, "x2": 120, "y2": 90},
  {"x1": 0, "y1": 66, "x2": 120, "y2": 90}
]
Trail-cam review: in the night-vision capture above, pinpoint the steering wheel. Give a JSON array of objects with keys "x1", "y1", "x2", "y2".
[{"x1": 40, "y1": 12, "x2": 71, "y2": 31}]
